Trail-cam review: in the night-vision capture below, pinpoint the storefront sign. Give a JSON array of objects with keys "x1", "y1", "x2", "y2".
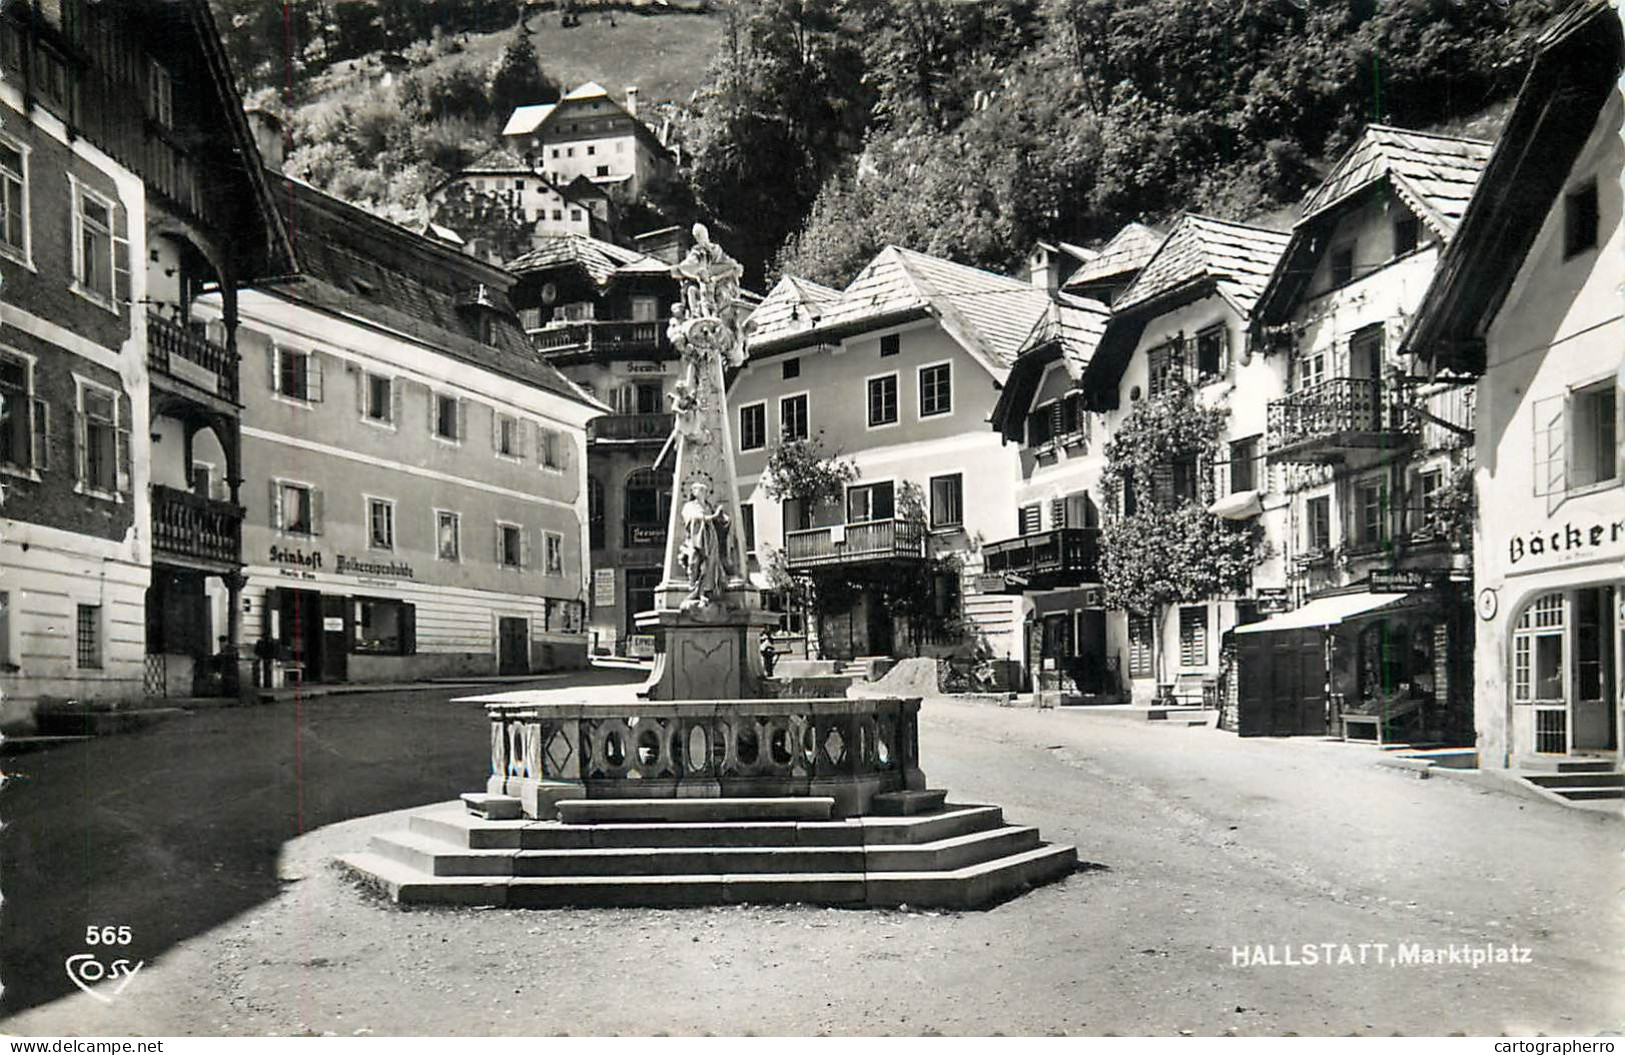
[
  {"x1": 622, "y1": 361, "x2": 668, "y2": 375},
  {"x1": 628, "y1": 634, "x2": 656, "y2": 659},
  {"x1": 1255, "y1": 588, "x2": 1290, "y2": 614},
  {"x1": 593, "y1": 568, "x2": 616, "y2": 607},
  {"x1": 269, "y1": 545, "x2": 323, "y2": 569},
  {"x1": 626, "y1": 524, "x2": 664, "y2": 547},
  {"x1": 1369, "y1": 570, "x2": 1429, "y2": 592},
  {"x1": 973, "y1": 574, "x2": 1005, "y2": 594},
  {"x1": 322, "y1": 616, "x2": 344, "y2": 632},
  {"x1": 1506, "y1": 515, "x2": 1625, "y2": 573},
  {"x1": 335, "y1": 555, "x2": 415, "y2": 579}
]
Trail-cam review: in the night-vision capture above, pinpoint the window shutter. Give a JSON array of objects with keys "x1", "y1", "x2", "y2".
[
  {"x1": 7, "y1": 394, "x2": 29, "y2": 469},
  {"x1": 270, "y1": 480, "x2": 283, "y2": 529},
  {"x1": 400, "y1": 603, "x2": 416, "y2": 656},
  {"x1": 1152, "y1": 464, "x2": 1174, "y2": 507},
  {"x1": 495, "y1": 523, "x2": 504, "y2": 564},
  {"x1": 1050, "y1": 401, "x2": 1063, "y2": 438},
  {"x1": 264, "y1": 338, "x2": 279, "y2": 393},
  {"x1": 492, "y1": 409, "x2": 502, "y2": 453},
  {"x1": 308, "y1": 352, "x2": 324, "y2": 402},
  {"x1": 1050, "y1": 497, "x2": 1066, "y2": 529},
  {"x1": 428, "y1": 392, "x2": 439, "y2": 435},
  {"x1": 115, "y1": 397, "x2": 131, "y2": 493},
  {"x1": 457, "y1": 398, "x2": 467, "y2": 441},
  {"x1": 68, "y1": 177, "x2": 83, "y2": 284},
  {"x1": 560, "y1": 433, "x2": 573, "y2": 471},
  {"x1": 390, "y1": 377, "x2": 402, "y2": 424},
  {"x1": 111, "y1": 205, "x2": 129, "y2": 308},
  {"x1": 1531, "y1": 394, "x2": 1566, "y2": 497},
  {"x1": 519, "y1": 527, "x2": 530, "y2": 569},
  {"x1": 30, "y1": 398, "x2": 47, "y2": 470},
  {"x1": 310, "y1": 488, "x2": 324, "y2": 535},
  {"x1": 355, "y1": 367, "x2": 366, "y2": 415},
  {"x1": 73, "y1": 410, "x2": 86, "y2": 483}
]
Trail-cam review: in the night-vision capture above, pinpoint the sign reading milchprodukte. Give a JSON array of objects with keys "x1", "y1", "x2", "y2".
[{"x1": 1506, "y1": 513, "x2": 1625, "y2": 574}]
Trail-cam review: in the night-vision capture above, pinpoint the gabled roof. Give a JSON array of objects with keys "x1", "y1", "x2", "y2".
[
  {"x1": 991, "y1": 291, "x2": 1112, "y2": 440},
  {"x1": 465, "y1": 146, "x2": 532, "y2": 173},
  {"x1": 1062, "y1": 223, "x2": 1166, "y2": 292},
  {"x1": 1299, "y1": 125, "x2": 1493, "y2": 236},
  {"x1": 747, "y1": 275, "x2": 842, "y2": 345},
  {"x1": 502, "y1": 102, "x2": 557, "y2": 137},
  {"x1": 1401, "y1": 0, "x2": 1624, "y2": 374},
  {"x1": 267, "y1": 175, "x2": 594, "y2": 408},
  {"x1": 506, "y1": 232, "x2": 671, "y2": 287},
  {"x1": 563, "y1": 81, "x2": 611, "y2": 101},
  {"x1": 750, "y1": 247, "x2": 1051, "y2": 380},
  {"x1": 1079, "y1": 215, "x2": 1288, "y2": 408},
  {"x1": 1114, "y1": 215, "x2": 1289, "y2": 318},
  {"x1": 1254, "y1": 125, "x2": 1493, "y2": 326}
]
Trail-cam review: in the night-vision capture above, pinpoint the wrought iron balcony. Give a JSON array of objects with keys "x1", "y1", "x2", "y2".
[
  {"x1": 531, "y1": 320, "x2": 666, "y2": 357},
  {"x1": 152, "y1": 485, "x2": 242, "y2": 568},
  {"x1": 147, "y1": 312, "x2": 238, "y2": 402},
  {"x1": 784, "y1": 518, "x2": 928, "y2": 569},
  {"x1": 982, "y1": 527, "x2": 1101, "y2": 588},
  {"x1": 590, "y1": 412, "x2": 674, "y2": 443},
  {"x1": 1266, "y1": 377, "x2": 1415, "y2": 463}
]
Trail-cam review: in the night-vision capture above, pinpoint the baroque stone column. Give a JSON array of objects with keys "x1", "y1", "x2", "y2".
[{"x1": 636, "y1": 226, "x2": 780, "y2": 701}]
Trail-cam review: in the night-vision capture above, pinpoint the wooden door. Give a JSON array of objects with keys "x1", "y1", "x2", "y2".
[
  {"x1": 499, "y1": 617, "x2": 530, "y2": 675},
  {"x1": 319, "y1": 594, "x2": 349, "y2": 683}
]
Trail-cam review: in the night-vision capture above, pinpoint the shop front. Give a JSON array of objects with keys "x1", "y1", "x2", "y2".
[
  {"x1": 1234, "y1": 577, "x2": 1472, "y2": 741},
  {"x1": 1025, "y1": 588, "x2": 1116, "y2": 700}
]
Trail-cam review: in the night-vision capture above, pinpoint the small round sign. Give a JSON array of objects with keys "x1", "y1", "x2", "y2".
[{"x1": 1476, "y1": 586, "x2": 1498, "y2": 621}]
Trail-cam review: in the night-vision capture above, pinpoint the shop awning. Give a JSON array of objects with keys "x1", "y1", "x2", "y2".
[
  {"x1": 1234, "y1": 590, "x2": 1415, "y2": 635},
  {"x1": 1208, "y1": 489, "x2": 1262, "y2": 520}
]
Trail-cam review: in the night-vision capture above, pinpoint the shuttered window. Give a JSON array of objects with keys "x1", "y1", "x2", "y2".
[
  {"x1": 1018, "y1": 504, "x2": 1042, "y2": 536},
  {"x1": 1128, "y1": 613, "x2": 1153, "y2": 678},
  {"x1": 1179, "y1": 606, "x2": 1208, "y2": 668}
]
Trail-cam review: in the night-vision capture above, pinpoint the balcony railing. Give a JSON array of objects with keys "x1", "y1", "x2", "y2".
[
  {"x1": 982, "y1": 527, "x2": 1102, "y2": 585},
  {"x1": 1266, "y1": 377, "x2": 1414, "y2": 462},
  {"x1": 147, "y1": 312, "x2": 238, "y2": 402},
  {"x1": 152, "y1": 485, "x2": 242, "y2": 567},
  {"x1": 784, "y1": 518, "x2": 928, "y2": 568},
  {"x1": 531, "y1": 320, "x2": 666, "y2": 357},
  {"x1": 590, "y1": 412, "x2": 674, "y2": 443}
]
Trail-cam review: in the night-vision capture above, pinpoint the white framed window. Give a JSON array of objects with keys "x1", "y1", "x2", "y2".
[
  {"x1": 367, "y1": 496, "x2": 396, "y2": 551},
  {"x1": 538, "y1": 427, "x2": 564, "y2": 471},
  {"x1": 433, "y1": 392, "x2": 463, "y2": 442},
  {"x1": 76, "y1": 603, "x2": 102, "y2": 669},
  {"x1": 0, "y1": 131, "x2": 32, "y2": 266},
  {"x1": 846, "y1": 480, "x2": 895, "y2": 524},
  {"x1": 929, "y1": 473, "x2": 963, "y2": 529},
  {"x1": 498, "y1": 521, "x2": 526, "y2": 568},
  {"x1": 866, "y1": 372, "x2": 899, "y2": 428},
  {"x1": 146, "y1": 58, "x2": 174, "y2": 128},
  {"x1": 436, "y1": 510, "x2": 461, "y2": 561},
  {"x1": 71, "y1": 181, "x2": 119, "y2": 310},
  {"x1": 738, "y1": 401, "x2": 766, "y2": 452},
  {"x1": 272, "y1": 479, "x2": 319, "y2": 536},
  {"x1": 919, "y1": 361, "x2": 952, "y2": 418},
  {"x1": 273, "y1": 345, "x2": 321, "y2": 402},
  {"x1": 1296, "y1": 350, "x2": 1326, "y2": 392},
  {"x1": 1532, "y1": 378, "x2": 1622, "y2": 496},
  {"x1": 362, "y1": 372, "x2": 396, "y2": 426},
  {"x1": 1353, "y1": 477, "x2": 1387, "y2": 547},
  {"x1": 1305, "y1": 493, "x2": 1332, "y2": 552},
  {"x1": 73, "y1": 376, "x2": 126, "y2": 497},
  {"x1": 495, "y1": 412, "x2": 524, "y2": 459},
  {"x1": 0, "y1": 348, "x2": 46, "y2": 474},
  {"x1": 544, "y1": 530, "x2": 564, "y2": 575},
  {"x1": 1512, "y1": 593, "x2": 1566, "y2": 704},
  {"x1": 779, "y1": 392, "x2": 809, "y2": 441}
]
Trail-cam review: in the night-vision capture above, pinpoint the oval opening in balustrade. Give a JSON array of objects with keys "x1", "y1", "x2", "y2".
[
  {"x1": 636, "y1": 727, "x2": 661, "y2": 768},
  {"x1": 604, "y1": 730, "x2": 626, "y2": 768},
  {"x1": 687, "y1": 725, "x2": 708, "y2": 773},
  {"x1": 736, "y1": 726, "x2": 759, "y2": 765},
  {"x1": 769, "y1": 726, "x2": 793, "y2": 766}
]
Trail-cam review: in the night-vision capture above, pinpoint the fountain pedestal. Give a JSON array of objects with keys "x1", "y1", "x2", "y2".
[{"x1": 636, "y1": 601, "x2": 784, "y2": 701}]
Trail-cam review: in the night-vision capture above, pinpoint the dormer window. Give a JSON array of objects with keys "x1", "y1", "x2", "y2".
[
  {"x1": 1393, "y1": 216, "x2": 1419, "y2": 257},
  {"x1": 1330, "y1": 242, "x2": 1356, "y2": 287}
]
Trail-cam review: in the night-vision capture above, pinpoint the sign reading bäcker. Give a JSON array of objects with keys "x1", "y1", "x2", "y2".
[{"x1": 1505, "y1": 514, "x2": 1625, "y2": 573}]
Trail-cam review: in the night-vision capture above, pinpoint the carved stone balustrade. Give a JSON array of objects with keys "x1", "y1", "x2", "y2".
[{"x1": 479, "y1": 695, "x2": 926, "y2": 819}]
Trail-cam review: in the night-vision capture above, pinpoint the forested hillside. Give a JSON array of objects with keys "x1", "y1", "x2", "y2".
[{"x1": 211, "y1": 0, "x2": 1562, "y2": 285}]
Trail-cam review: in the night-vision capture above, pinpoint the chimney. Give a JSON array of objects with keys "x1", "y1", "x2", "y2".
[
  {"x1": 624, "y1": 86, "x2": 639, "y2": 118},
  {"x1": 245, "y1": 108, "x2": 286, "y2": 173},
  {"x1": 1028, "y1": 244, "x2": 1056, "y2": 292}
]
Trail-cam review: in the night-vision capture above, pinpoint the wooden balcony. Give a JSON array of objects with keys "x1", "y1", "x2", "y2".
[
  {"x1": 590, "y1": 412, "x2": 674, "y2": 444},
  {"x1": 152, "y1": 485, "x2": 242, "y2": 570},
  {"x1": 784, "y1": 518, "x2": 928, "y2": 569},
  {"x1": 531, "y1": 320, "x2": 666, "y2": 359},
  {"x1": 1266, "y1": 377, "x2": 1415, "y2": 464},
  {"x1": 147, "y1": 312, "x2": 238, "y2": 403},
  {"x1": 982, "y1": 527, "x2": 1102, "y2": 589}
]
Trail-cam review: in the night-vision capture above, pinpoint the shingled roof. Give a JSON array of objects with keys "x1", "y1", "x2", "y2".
[
  {"x1": 991, "y1": 291, "x2": 1112, "y2": 440},
  {"x1": 1299, "y1": 125, "x2": 1493, "y2": 236},
  {"x1": 507, "y1": 233, "x2": 671, "y2": 287},
  {"x1": 1062, "y1": 223, "x2": 1166, "y2": 292},
  {"x1": 751, "y1": 246, "x2": 1051, "y2": 380},
  {"x1": 1113, "y1": 215, "x2": 1290, "y2": 318},
  {"x1": 748, "y1": 275, "x2": 843, "y2": 345},
  {"x1": 268, "y1": 175, "x2": 595, "y2": 408}
]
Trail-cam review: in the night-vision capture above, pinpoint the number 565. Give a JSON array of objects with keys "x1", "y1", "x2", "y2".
[{"x1": 85, "y1": 926, "x2": 132, "y2": 946}]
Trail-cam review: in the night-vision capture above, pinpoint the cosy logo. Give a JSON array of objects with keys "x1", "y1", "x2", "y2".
[{"x1": 64, "y1": 953, "x2": 144, "y2": 1003}]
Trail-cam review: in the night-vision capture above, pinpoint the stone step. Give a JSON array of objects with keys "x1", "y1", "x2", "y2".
[
  {"x1": 1551, "y1": 786, "x2": 1625, "y2": 801},
  {"x1": 370, "y1": 830, "x2": 518, "y2": 877},
  {"x1": 870, "y1": 788, "x2": 948, "y2": 816},
  {"x1": 858, "y1": 805, "x2": 1004, "y2": 845},
  {"x1": 864, "y1": 824, "x2": 1041, "y2": 872},
  {"x1": 1525, "y1": 772, "x2": 1624, "y2": 789},
  {"x1": 409, "y1": 804, "x2": 532, "y2": 849},
  {"x1": 1518, "y1": 758, "x2": 1615, "y2": 773},
  {"x1": 510, "y1": 844, "x2": 869, "y2": 877},
  {"x1": 338, "y1": 840, "x2": 1078, "y2": 910},
  {"x1": 460, "y1": 792, "x2": 523, "y2": 820},
  {"x1": 555, "y1": 797, "x2": 836, "y2": 824}
]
